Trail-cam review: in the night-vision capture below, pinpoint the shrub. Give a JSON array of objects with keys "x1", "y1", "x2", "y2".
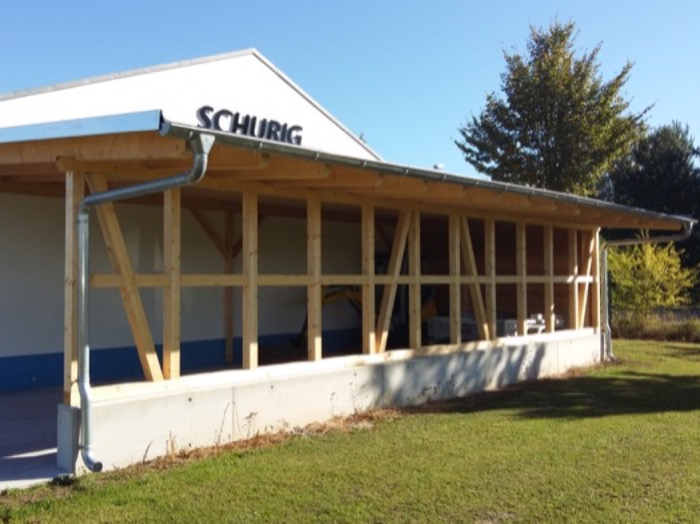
[{"x1": 608, "y1": 241, "x2": 698, "y2": 321}]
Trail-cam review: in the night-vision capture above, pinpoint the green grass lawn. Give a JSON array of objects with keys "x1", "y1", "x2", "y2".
[{"x1": 3, "y1": 339, "x2": 700, "y2": 523}]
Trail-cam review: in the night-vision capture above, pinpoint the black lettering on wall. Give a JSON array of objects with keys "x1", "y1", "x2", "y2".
[
  {"x1": 196, "y1": 106, "x2": 214, "y2": 128},
  {"x1": 196, "y1": 106, "x2": 303, "y2": 145},
  {"x1": 213, "y1": 109, "x2": 234, "y2": 132}
]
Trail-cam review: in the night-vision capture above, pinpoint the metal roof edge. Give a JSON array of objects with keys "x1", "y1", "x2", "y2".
[
  {"x1": 247, "y1": 51, "x2": 384, "y2": 162},
  {"x1": 0, "y1": 50, "x2": 260, "y2": 102},
  {"x1": 0, "y1": 49, "x2": 382, "y2": 162},
  {"x1": 0, "y1": 110, "x2": 164, "y2": 144},
  {"x1": 160, "y1": 117, "x2": 696, "y2": 229}
]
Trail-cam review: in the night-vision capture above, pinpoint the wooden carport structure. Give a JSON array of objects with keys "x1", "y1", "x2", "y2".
[{"x1": 0, "y1": 111, "x2": 692, "y2": 408}]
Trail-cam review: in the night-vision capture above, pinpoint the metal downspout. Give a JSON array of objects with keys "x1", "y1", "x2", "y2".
[
  {"x1": 77, "y1": 132, "x2": 215, "y2": 472},
  {"x1": 600, "y1": 221, "x2": 695, "y2": 361}
]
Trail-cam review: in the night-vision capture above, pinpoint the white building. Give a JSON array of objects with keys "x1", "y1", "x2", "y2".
[{"x1": 0, "y1": 50, "x2": 692, "y2": 474}]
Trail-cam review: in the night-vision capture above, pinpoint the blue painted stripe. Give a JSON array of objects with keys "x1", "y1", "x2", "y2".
[{"x1": 0, "y1": 329, "x2": 361, "y2": 392}]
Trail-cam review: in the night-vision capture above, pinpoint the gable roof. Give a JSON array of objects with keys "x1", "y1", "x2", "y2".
[{"x1": 0, "y1": 49, "x2": 381, "y2": 161}]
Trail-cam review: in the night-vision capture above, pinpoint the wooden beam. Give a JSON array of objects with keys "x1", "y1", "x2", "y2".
[
  {"x1": 484, "y1": 219, "x2": 497, "y2": 340},
  {"x1": 579, "y1": 230, "x2": 596, "y2": 329},
  {"x1": 270, "y1": 170, "x2": 382, "y2": 189},
  {"x1": 224, "y1": 207, "x2": 235, "y2": 364},
  {"x1": 543, "y1": 225, "x2": 555, "y2": 333},
  {"x1": 208, "y1": 149, "x2": 270, "y2": 171},
  {"x1": 449, "y1": 214, "x2": 462, "y2": 344},
  {"x1": 163, "y1": 188, "x2": 181, "y2": 379},
  {"x1": 189, "y1": 208, "x2": 227, "y2": 257},
  {"x1": 307, "y1": 196, "x2": 323, "y2": 361},
  {"x1": 362, "y1": 204, "x2": 376, "y2": 354},
  {"x1": 242, "y1": 192, "x2": 259, "y2": 369},
  {"x1": 8, "y1": 133, "x2": 187, "y2": 165},
  {"x1": 347, "y1": 176, "x2": 431, "y2": 198},
  {"x1": 229, "y1": 162, "x2": 330, "y2": 181},
  {"x1": 376, "y1": 211, "x2": 411, "y2": 352},
  {"x1": 568, "y1": 229, "x2": 580, "y2": 330},
  {"x1": 408, "y1": 211, "x2": 422, "y2": 348},
  {"x1": 516, "y1": 222, "x2": 527, "y2": 335},
  {"x1": 591, "y1": 229, "x2": 601, "y2": 331},
  {"x1": 63, "y1": 170, "x2": 84, "y2": 406},
  {"x1": 85, "y1": 174, "x2": 163, "y2": 381},
  {"x1": 90, "y1": 271, "x2": 595, "y2": 289},
  {"x1": 460, "y1": 217, "x2": 490, "y2": 340}
]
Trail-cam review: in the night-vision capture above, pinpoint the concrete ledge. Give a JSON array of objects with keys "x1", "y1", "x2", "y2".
[{"x1": 63, "y1": 330, "x2": 600, "y2": 473}]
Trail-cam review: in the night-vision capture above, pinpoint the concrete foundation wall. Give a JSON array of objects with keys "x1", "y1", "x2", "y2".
[{"x1": 60, "y1": 330, "x2": 600, "y2": 473}]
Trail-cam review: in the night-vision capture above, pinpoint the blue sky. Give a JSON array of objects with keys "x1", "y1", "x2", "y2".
[{"x1": 0, "y1": 1, "x2": 697, "y2": 177}]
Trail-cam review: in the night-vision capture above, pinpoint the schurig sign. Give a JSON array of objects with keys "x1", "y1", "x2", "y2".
[{"x1": 196, "y1": 105, "x2": 303, "y2": 145}]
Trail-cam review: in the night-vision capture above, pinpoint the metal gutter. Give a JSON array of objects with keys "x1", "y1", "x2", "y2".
[
  {"x1": 160, "y1": 118, "x2": 695, "y2": 231},
  {"x1": 76, "y1": 130, "x2": 215, "y2": 472},
  {"x1": 600, "y1": 220, "x2": 696, "y2": 361},
  {"x1": 0, "y1": 109, "x2": 690, "y2": 231}
]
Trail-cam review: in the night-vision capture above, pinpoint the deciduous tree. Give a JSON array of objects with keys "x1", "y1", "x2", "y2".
[
  {"x1": 456, "y1": 21, "x2": 647, "y2": 196},
  {"x1": 608, "y1": 241, "x2": 697, "y2": 320}
]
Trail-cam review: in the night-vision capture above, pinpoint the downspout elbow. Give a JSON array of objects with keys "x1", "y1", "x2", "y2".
[{"x1": 76, "y1": 132, "x2": 215, "y2": 473}]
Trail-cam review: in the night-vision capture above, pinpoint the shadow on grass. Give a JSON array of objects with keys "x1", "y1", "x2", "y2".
[{"x1": 408, "y1": 368, "x2": 700, "y2": 420}]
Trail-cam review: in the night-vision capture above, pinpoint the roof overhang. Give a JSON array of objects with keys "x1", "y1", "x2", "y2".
[{"x1": 0, "y1": 110, "x2": 694, "y2": 233}]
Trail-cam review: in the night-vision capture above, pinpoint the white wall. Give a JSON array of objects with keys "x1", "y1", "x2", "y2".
[
  {"x1": 0, "y1": 51, "x2": 378, "y2": 161},
  {"x1": 0, "y1": 194, "x2": 362, "y2": 359},
  {"x1": 58, "y1": 330, "x2": 601, "y2": 473}
]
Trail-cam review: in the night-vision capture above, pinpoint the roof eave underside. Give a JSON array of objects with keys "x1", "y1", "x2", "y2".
[
  {"x1": 161, "y1": 120, "x2": 694, "y2": 232},
  {"x1": 0, "y1": 112, "x2": 692, "y2": 233}
]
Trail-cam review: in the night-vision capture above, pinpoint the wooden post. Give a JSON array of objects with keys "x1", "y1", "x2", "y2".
[
  {"x1": 362, "y1": 204, "x2": 376, "y2": 353},
  {"x1": 408, "y1": 211, "x2": 422, "y2": 348},
  {"x1": 484, "y1": 219, "x2": 497, "y2": 339},
  {"x1": 307, "y1": 196, "x2": 322, "y2": 361},
  {"x1": 242, "y1": 192, "x2": 259, "y2": 369},
  {"x1": 516, "y1": 222, "x2": 527, "y2": 335},
  {"x1": 224, "y1": 207, "x2": 235, "y2": 364},
  {"x1": 163, "y1": 188, "x2": 181, "y2": 379},
  {"x1": 568, "y1": 229, "x2": 580, "y2": 330},
  {"x1": 449, "y1": 214, "x2": 461, "y2": 344},
  {"x1": 376, "y1": 211, "x2": 411, "y2": 352},
  {"x1": 544, "y1": 225, "x2": 555, "y2": 333},
  {"x1": 63, "y1": 170, "x2": 84, "y2": 406},
  {"x1": 591, "y1": 229, "x2": 601, "y2": 331}
]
